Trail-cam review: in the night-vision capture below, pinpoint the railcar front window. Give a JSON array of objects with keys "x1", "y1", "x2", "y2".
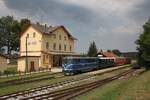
[{"x1": 80, "y1": 59, "x2": 86, "y2": 63}]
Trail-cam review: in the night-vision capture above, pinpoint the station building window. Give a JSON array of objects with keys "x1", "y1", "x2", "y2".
[
  {"x1": 53, "y1": 43, "x2": 56, "y2": 50},
  {"x1": 46, "y1": 42, "x2": 49, "y2": 49},
  {"x1": 43, "y1": 55, "x2": 46, "y2": 64},
  {"x1": 64, "y1": 36, "x2": 67, "y2": 41},
  {"x1": 26, "y1": 33, "x2": 29, "y2": 38},
  {"x1": 70, "y1": 45, "x2": 72, "y2": 51},
  {"x1": 59, "y1": 44, "x2": 61, "y2": 51},
  {"x1": 59, "y1": 35, "x2": 61, "y2": 40},
  {"x1": 53, "y1": 34, "x2": 56, "y2": 39},
  {"x1": 64, "y1": 44, "x2": 66, "y2": 51},
  {"x1": 33, "y1": 32, "x2": 36, "y2": 38}
]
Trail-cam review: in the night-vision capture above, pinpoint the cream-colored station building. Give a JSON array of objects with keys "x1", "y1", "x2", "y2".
[{"x1": 18, "y1": 23, "x2": 77, "y2": 72}]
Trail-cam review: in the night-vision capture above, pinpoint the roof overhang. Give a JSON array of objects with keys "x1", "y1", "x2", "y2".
[{"x1": 47, "y1": 51, "x2": 80, "y2": 56}]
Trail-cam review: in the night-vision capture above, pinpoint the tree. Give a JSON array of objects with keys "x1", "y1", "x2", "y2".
[
  {"x1": 20, "y1": 18, "x2": 31, "y2": 32},
  {"x1": 136, "y1": 18, "x2": 150, "y2": 69},
  {"x1": 0, "y1": 47, "x2": 5, "y2": 54},
  {"x1": 107, "y1": 49, "x2": 112, "y2": 52},
  {"x1": 87, "y1": 41, "x2": 98, "y2": 57},
  {"x1": 0, "y1": 16, "x2": 21, "y2": 54},
  {"x1": 112, "y1": 49, "x2": 122, "y2": 56}
]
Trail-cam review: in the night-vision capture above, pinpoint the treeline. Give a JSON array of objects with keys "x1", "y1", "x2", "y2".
[
  {"x1": 121, "y1": 52, "x2": 137, "y2": 59},
  {"x1": 87, "y1": 41, "x2": 137, "y2": 59},
  {"x1": 0, "y1": 16, "x2": 31, "y2": 54},
  {"x1": 136, "y1": 18, "x2": 150, "y2": 69}
]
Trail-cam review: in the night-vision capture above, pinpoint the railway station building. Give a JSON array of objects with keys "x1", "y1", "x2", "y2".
[{"x1": 18, "y1": 23, "x2": 78, "y2": 72}]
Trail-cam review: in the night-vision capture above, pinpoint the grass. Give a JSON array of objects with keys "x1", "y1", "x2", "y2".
[
  {"x1": 0, "y1": 71, "x2": 55, "y2": 83},
  {"x1": 0, "y1": 74, "x2": 66, "y2": 95},
  {"x1": 6, "y1": 66, "x2": 17, "y2": 73},
  {"x1": 1, "y1": 66, "x2": 18, "y2": 77},
  {"x1": 76, "y1": 69, "x2": 150, "y2": 100}
]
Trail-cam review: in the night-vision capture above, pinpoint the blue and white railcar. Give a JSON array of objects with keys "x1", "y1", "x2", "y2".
[{"x1": 62, "y1": 57, "x2": 99, "y2": 75}]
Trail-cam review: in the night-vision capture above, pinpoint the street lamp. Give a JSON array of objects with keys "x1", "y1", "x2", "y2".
[{"x1": 25, "y1": 36, "x2": 28, "y2": 73}]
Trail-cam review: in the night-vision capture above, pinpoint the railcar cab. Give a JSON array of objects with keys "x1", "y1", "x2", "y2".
[
  {"x1": 62, "y1": 57, "x2": 99, "y2": 75},
  {"x1": 98, "y1": 57, "x2": 115, "y2": 68}
]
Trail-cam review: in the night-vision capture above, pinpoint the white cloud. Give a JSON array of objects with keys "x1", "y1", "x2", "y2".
[{"x1": 0, "y1": 1, "x2": 11, "y2": 16}]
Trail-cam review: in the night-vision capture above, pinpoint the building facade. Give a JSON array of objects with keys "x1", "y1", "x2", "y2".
[
  {"x1": 0, "y1": 54, "x2": 7, "y2": 73},
  {"x1": 18, "y1": 23, "x2": 77, "y2": 72}
]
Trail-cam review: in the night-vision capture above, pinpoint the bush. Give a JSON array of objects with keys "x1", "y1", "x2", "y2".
[{"x1": 4, "y1": 67, "x2": 18, "y2": 75}]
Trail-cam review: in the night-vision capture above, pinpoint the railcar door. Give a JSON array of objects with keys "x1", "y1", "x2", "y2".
[{"x1": 80, "y1": 59, "x2": 86, "y2": 71}]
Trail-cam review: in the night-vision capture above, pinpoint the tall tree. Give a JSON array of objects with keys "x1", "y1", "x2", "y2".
[
  {"x1": 107, "y1": 49, "x2": 112, "y2": 52},
  {"x1": 87, "y1": 41, "x2": 98, "y2": 57},
  {"x1": 0, "y1": 16, "x2": 21, "y2": 54},
  {"x1": 136, "y1": 18, "x2": 150, "y2": 69},
  {"x1": 112, "y1": 49, "x2": 121, "y2": 56},
  {"x1": 20, "y1": 18, "x2": 31, "y2": 32}
]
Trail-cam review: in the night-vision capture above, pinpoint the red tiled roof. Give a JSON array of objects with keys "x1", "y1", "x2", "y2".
[{"x1": 97, "y1": 51, "x2": 118, "y2": 57}]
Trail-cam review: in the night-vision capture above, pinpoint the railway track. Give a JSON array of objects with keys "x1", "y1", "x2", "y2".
[
  {"x1": 0, "y1": 68, "x2": 136, "y2": 100},
  {"x1": 0, "y1": 75, "x2": 95, "y2": 100},
  {"x1": 25, "y1": 69, "x2": 136, "y2": 100}
]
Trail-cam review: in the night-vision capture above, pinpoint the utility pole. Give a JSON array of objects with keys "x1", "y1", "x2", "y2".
[{"x1": 25, "y1": 36, "x2": 28, "y2": 73}]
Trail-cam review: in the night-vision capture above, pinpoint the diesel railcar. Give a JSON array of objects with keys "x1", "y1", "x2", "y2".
[
  {"x1": 62, "y1": 57, "x2": 116, "y2": 75},
  {"x1": 62, "y1": 56, "x2": 131, "y2": 75}
]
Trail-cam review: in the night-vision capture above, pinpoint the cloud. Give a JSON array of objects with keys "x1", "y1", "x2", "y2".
[
  {"x1": 3, "y1": 0, "x2": 94, "y2": 24},
  {"x1": 129, "y1": 0, "x2": 150, "y2": 23},
  {"x1": 2, "y1": 0, "x2": 150, "y2": 52}
]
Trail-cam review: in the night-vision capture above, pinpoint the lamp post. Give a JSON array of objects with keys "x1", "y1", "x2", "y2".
[{"x1": 25, "y1": 36, "x2": 28, "y2": 73}]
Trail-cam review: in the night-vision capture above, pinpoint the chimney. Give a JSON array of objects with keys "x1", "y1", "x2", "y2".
[
  {"x1": 45, "y1": 24, "x2": 47, "y2": 28},
  {"x1": 49, "y1": 26, "x2": 52, "y2": 28},
  {"x1": 36, "y1": 22, "x2": 40, "y2": 25}
]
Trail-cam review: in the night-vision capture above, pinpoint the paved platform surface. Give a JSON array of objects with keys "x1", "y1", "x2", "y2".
[
  {"x1": 51, "y1": 67, "x2": 62, "y2": 72},
  {"x1": 84, "y1": 64, "x2": 131, "y2": 75}
]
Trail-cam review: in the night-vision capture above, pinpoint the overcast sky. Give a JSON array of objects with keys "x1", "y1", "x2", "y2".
[{"x1": 0, "y1": 0, "x2": 150, "y2": 53}]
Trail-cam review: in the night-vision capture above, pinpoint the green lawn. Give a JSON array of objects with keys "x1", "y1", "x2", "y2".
[
  {"x1": 76, "y1": 69, "x2": 150, "y2": 100},
  {"x1": 0, "y1": 70, "x2": 55, "y2": 83},
  {"x1": 5, "y1": 66, "x2": 18, "y2": 74}
]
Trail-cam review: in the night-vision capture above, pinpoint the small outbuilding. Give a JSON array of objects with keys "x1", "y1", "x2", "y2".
[
  {"x1": 97, "y1": 51, "x2": 118, "y2": 57},
  {"x1": 0, "y1": 54, "x2": 7, "y2": 73}
]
